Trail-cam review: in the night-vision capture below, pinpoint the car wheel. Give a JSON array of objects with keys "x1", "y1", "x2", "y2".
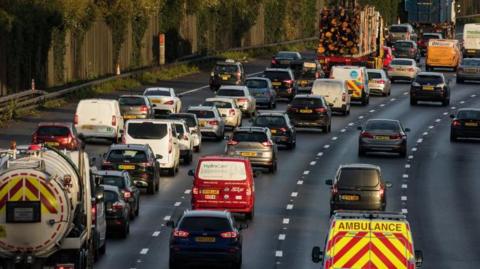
[
  {"x1": 273, "y1": 101, "x2": 277, "y2": 109},
  {"x1": 167, "y1": 167, "x2": 176, "y2": 177},
  {"x1": 147, "y1": 182, "x2": 155, "y2": 195},
  {"x1": 442, "y1": 98, "x2": 450, "y2": 107},
  {"x1": 450, "y1": 132, "x2": 457, "y2": 142},
  {"x1": 169, "y1": 258, "x2": 179, "y2": 269},
  {"x1": 410, "y1": 98, "x2": 417, "y2": 106},
  {"x1": 194, "y1": 145, "x2": 200, "y2": 153},
  {"x1": 99, "y1": 240, "x2": 106, "y2": 255},
  {"x1": 400, "y1": 147, "x2": 407, "y2": 158},
  {"x1": 269, "y1": 160, "x2": 277, "y2": 173},
  {"x1": 358, "y1": 148, "x2": 365, "y2": 157},
  {"x1": 245, "y1": 208, "x2": 254, "y2": 220},
  {"x1": 120, "y1": 220, "x2": 129, "y2": 239},
  {"x1": 232, "y1": 259, "x2": 242, "y2": 269}
]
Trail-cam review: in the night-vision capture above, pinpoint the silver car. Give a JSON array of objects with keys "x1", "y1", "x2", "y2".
[
  {"x1": 367, "y1": 69, "x2": 392, "y2": 96},
  {"x1": 225, "y1": 127, "x2": 278, "y2": 173},
  {"x1": 187, "y1": 106, "x2": 225, "y2": 141},
  {"x1": 456, "y1": 58, "x2": 480, "y2": 83},
  {"x1": 216, "y1": 86, "x2": 256, "y2": 117},
  {"x1": 203, "y1": 97, "x2": 242, "y2": 128},
  {"x1": 387, "y1": 58, "x2": 420, "y2": 82}
]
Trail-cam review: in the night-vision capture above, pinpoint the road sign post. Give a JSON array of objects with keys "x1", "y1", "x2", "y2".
[{"x1": 159, "y1": 33, "x2": 165, "y2": 65}]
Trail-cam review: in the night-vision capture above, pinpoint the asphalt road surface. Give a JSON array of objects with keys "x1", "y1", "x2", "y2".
[{"x1": 1, "y1": 53, "x2": 479, "y2": 269}]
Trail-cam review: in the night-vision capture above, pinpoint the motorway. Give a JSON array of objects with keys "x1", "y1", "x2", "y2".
[{"x1": 1, "y1": 53, "x2": 480, "y2": 269}]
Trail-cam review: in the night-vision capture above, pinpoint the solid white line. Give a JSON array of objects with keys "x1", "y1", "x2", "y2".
[
  {"x1": 401, "y1": 196, "x2": 407, "y2": 201},
  {"x1": 401, "y1": 208, "x2": 408, "y2": 214},
  {"x1": 184, "y1": 189, "x2": 191, "y2": 194},
  {"x1": 275, "y1": 250, "x2": 283, "y2": 257},
  {"x1": 278, "y1": 234, "x2": 286, "y2": 240},
  {"x1": 324, "y1": 144, "x2": 330, "y2": 149},
  {"x1": 297, "y1": 180, "x2": 304, "y2": 185},
  {"x1": 140, "y1": 248, "x2": 149, "y2": 255},
  {"x1": 286, "y1": 204, "x2": 294, "y2": 210},
  {"x1": 163, "y1": 215, "x2": 171, "y2": 221},
  {"x1": 152, "y1": 231, "x2": 161, "y2": 237},
  {"x1": 317, "y1": 152, "x2": 324, "y2": 157},
  {"x1": 310, "y1": 161, "x2": 316, "y2": 166},
  {"x1": 401, "y1": 184, "x2": 408, "y2": 189},
  {"x1": 174, "y1": 202, "x2": 182, "y2": 207},
  {"x1": 291, "y1": 192, "x2": 298, "y2": 197},
  {"x1": 282, "y1": 218, "x2": 290, "y2": 224},
  {"x1": 303, "y1": 170, "x2": 310, "y2": 175}
]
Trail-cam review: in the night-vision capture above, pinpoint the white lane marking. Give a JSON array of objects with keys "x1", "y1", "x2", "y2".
[
  {"x1": 282, "y1": 218, "x2": 290, "y2": 224},
  {"x1": 369, "y1": 109, "x2": 375, "y2": 113},
  {"x1": 310, "y1": 161, "x2": 316, "y2": 166},
  {"x1": 401, "y1": 196, "x2": 407, "y2": 201},
  {"x1": 286, "y1": 204, "x2": 294, "y2": 210},
  {"x1": 380, "y1": 104, "x2": 385, "y2": 107},
  {"x1": 417, "y1": 138, "x2": 423, "y2": 143},
  {"x1": 152, "y1": 231, "x2": 161, "y2": 237},
  {"x1": 278, "y1": 234, "x2": 286, "y2": 240},
  {"x1": 332, "y1": 136, "x2": 338, "y2": 141},
  {"x1": 405, "y1": 164, "x2": 411, "y2": 169},
  {"x1": 402, "y1": 174, "x2": 409, "y2": 178},
  {"x1": 297, "y1": 180, "x2": 304, "y2": 185},
  {"x1": 402, "y1": 208, "x2": 408, "y2": 214},
  {"x1": 428, "y1": 125, "x2": 434, "y2": 129},
  {"x1": 184, "y1": 189, "x2": 191, "y2": 194},
  {"x1": 291, "y1": 192, "x2": 298, "y2": 197},
  {"x1": 472, "y1": 94, "x2": 477, "y2": 98},
  {"x1": 435, "y1": 118, "x2": 441, "y2": 123},
  {"x1": 443, "y1": 112, "x2": 449, "y2": 115},
  {"x1": 163, "y1": 215, "x2": 171, "y2": 221},
  {"x1": 174, "y1": 202, "x2": 182, "y2": 207},
  {"x1": 180, "y1": 72, "x2": 263, "y2": 95},
  {"x1": 390, "y1": 98, "x2": 396, "y2": 101},
  {"x1": 411, "y1": 147, "x2": 417, "y2": 152},
  {"x1": 358, "y1": 115, "x2": 364, "y2": 119},
  {"x1": 460, "y1": 101, "x2": 465, "y2": 104},
  {"x1": 324, "y1": 144, "x2": 330, "y2": 149},
  {"x1": 408, "y1": 155, "x2": 414, "y2": 159},
  {"x1": 275, "y1": 250, "x2": 283, "y2": 257},
  {"x1": 303, "y1": 170, "x2": 310, "y2": 175},
  {"x1": 403, "y1": 92, "x2": 409, "y2": 95},
  {"x1": 140, "y1": 248, "x2": 149, "y2": 255},
  {"x1": 423, "y1": 132, "x2": 429, "y2": 136},
  {"x1": 341, "y1": 128, "x2": 346, "y2": 133},
  {"x1": 401, "y1": 184, "x2": 408, "y2": 189},
  {"x1": 451, "y1": 106, "x2": 456, "y2": 110},
  {"x1": 348, "y1": 122, "x2": 355, "y2": 126},
  {"x1": 317, "y1": 152, "x2": 324, "y2": 157}
]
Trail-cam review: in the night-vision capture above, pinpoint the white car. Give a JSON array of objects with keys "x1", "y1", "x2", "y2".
[
  {"x1": 216, "y1": 86, "x2": 256, "y2": 117},
  {"x1": 367, "y1": 69, "x2": 391, "y2": 96},
  {"x1": 203, "y1": 97, "x2": 242, "y2": 128},
  {"x1": 75, "y1": 99, "x2": 124, "y2": 143},
  {"x1": 143, "y1": 87, "x2": 182, "y2": 116},
  {"x1": 170, "y1": 119, "x2": 194, "y2": 164},
  {"x1": 167, "y1": 113, "x2": 202, "y2": 152},
  {"x1": 312, "y1": 79, "x2": 351, "y2": 115},
  {"x1": 123, "y1": 119, "x2": 180, "y2": 176},
  {"x1": 387, "y1": 58, "x2": 420, "y2": 82}
]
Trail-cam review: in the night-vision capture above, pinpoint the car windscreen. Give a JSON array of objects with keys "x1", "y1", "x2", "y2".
[
  {"x1": 188, "y1": 110, "x2": 215, "y2": 119},
  {"x1": 394, "y1": 42, "x2": 413, "y2": 48},
  {"x1": 37, "y1": 126, "x2": 70, "y2": 136},
  {"x1": 276, "y1": 52, "x2": 298, "y2": 59},
  {"x1": 414, "y1": 75, "x2": 444, "y2": 84},
  {"x1": 107, "y1": 149, "x2": 148, "y2": 162},
  {"x1": 104, "y1": 190, "x2": 118, "y2": 203},
  {"x1": 367, "y1": 72, "x2": 382, "y2": 79},
  {"x1": 144, "y1": 90, "x2": 170, "y2": 97},
  {"x1": 461, "y1": 59, "x2": 480, "y2": 66},
  {"x1": 214, "y1": 64, "x2": 238, "y2": 73},
  {"x1": 390, "y1": 25, "x2": 408, "y2": 33},
  {"x1": 198, "y1": 160, "x2": 247, "y2": 181},
  {"x1": 254, "y1": 116, "x2": 287, "y2": 127},
  {"x1": 457, "y1": 110, "x2": 480, "y2": 120},
  {"x1": 249, "y1": 87, "x2": 269, "y2": 95},
  {"x1": 127, "y1": 122, "x2": 167, "y2": 139},
  {"x1": 119, "y1": 97, "x2": 146, "y2": 106},
  {"x1": 168, "y1": 115, "x2": 196, "y2": 127},
  {"x1": 263, "y1": 71, "x2": 291, "y2": 81},
  {"x1": 175, "y1": 124, "x2": 185, "y2": 135},
  {"x1": 291, "y1": 97, "x2": 323, "y2": 107},
  {"x1": 422, "y1": 34, "x2": 441, "y2": 40},
  {"x1": 216, "y1": 89, "x2": 245, "y2": 97},
  {"x1": 203, "y1": 101, "x2": 232, "y2": 109},
  {"x1": 246, "y1": 79, "x2": 268, "y2": 88},
  {"x1": 338, "y1": 168, "x2": 380, "y2": 188},
  {"x1": 391, "y1": 59, "x2": 413, "y2": 66},
  {"x1": 365, "y1": 120, "x2": 400, "y2": 131},
  {"x1": 179, "y1": 216, "x2": 231, "y2": 232},
  {"x1": 232, "y1": 131, "x2": 268, "y2": 142},
  {"x1": 99, "y1": 176, "x2": 126, "y2": 189}
]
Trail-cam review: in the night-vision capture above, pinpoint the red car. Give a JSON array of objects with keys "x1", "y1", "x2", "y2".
[
  {"x1": 189, "y1": 156, "x2": 255, "y2": 219},
  {"x1": 32, "y1": 122, "x2": 81, "y2": 150},
  {"x1": 383, "y1": 46, "x2": 394, "y2": 69}
]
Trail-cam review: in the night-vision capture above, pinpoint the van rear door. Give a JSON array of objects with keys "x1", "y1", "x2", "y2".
[
  {"x1": 77, "y1": 100, "x2": 114, "y2": 129},
  {"x1": 125, "y1": 121, "x2": 171, "y2": 165},
  {"x1": 312, "y1": 81, "x2": 344, "y2": 107}
]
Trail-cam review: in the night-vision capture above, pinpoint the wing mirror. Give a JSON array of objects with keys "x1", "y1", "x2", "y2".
[
  {"x1": 404, "y1": 128, "x2": 411, "y2": 132},
  {"x1": 188, "y1": 169, "x2": 195, "y2": 176},
  {"x1": 166, "y1": 220, "x2": 175, "y2": 228},
  {"x1": 415, "y1": 250, "x2": 423, "y2": 267},
  {"x1": 357, "y1": 126, "x2": 363, "y2": 131},
  {"x1": 325, "y1": 179, "x2": 333, "y2": 186},
  {"x1": 119, "y1": 129, "x2": 124, "y2": 135},
  {"x1": 237, "y1": 223, "x2": 248, "y2": 231},
  {"x1": 449, "y1": 114, "x2": 455, "y2": 119},
  {"x1": 311, "y1": 246, "x2": 324, "y2": 263}
]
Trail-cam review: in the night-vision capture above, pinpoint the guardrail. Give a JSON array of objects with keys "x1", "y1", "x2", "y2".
[{"x1": 0, "y1": 37, "x2": 317, "y2": 115}]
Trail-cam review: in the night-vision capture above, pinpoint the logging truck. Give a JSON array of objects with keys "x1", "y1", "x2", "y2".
[{"x1": 317, "y1": 5, "x2": 385, "y2": 76}]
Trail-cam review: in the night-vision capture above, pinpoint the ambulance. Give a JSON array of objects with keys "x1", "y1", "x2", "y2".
[{"x1": 312, "y1": 211, "x2": 423, "y2": 269}]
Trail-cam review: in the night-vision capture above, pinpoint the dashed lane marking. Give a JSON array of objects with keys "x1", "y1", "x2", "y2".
[
  {"x1": 358, "y1": 116, "x2": 364, "y2": 119},
  {"x1": 401, "y1": 184, "x2": 408, "y2": 189},
  {"x1": 348, "y1": 122, "x2": 355, "y2": 126},
  {"x1": 408, "y1": 155, "x2": 414, "y2": 159},
  {"x1": 184, "y1": 189, "x2": 191, "y2": 194},
  {"x1": 380, "y1": 104, "x2": 385, "y2": 107},
  {"x1": 291, "y1": 192, "x2": 298, "y2": 197},
  {"x1": 341, "y1": 129, "x2": 346, "y2": 133},
  {"x1": 332, "y1": 136, "x2": 338, "y2": 141},
  {"x1": 412, "y1": 147, "x2": 417, "y2": 152},
  {"x1": 297, "y1": 180, "x2": 304, "y2": 185},
  {"x1": 174, "y1": 202, "x2": 182, "y2": 207},
  {"x1": 303, "y1": 170, "x2": 310, "y2": 175},
  {"x1": 286, "y1": 204, "x2": 294, "y2": 210},
  {"x1": 402, "y1": 208, "x2": 408, "y2": 214},
  {"x1": 324, "y1": 144, "x2": 330, "y2": 149},
  {"x1": 402, "y1": 174, "x2": 409, "y2": 178},
  {"x1": 423, "y1": 132, "x2": 429, "y2": 136},
  {"x1": 435, "y1": 119, "x2": 441, "y2": 123},
  {"x1": 428, "y1": 125, "x2": 434, "y2": 129},
  {"x1": 140, "y1": 248, "x2": 149, "y2": 255},
  {"x1": 317, "y1": 152, "x2": 324, "y2": 157},
  {"x1": 451, "y1": 106, "x2": 456, "y2": 110},
  {"x1": 282, "y1": 218, "x2": 290, "y2": 224},
  {"x1": 405, "y1": 164, "x2": 411, "y2": 169},
  {"x1": 401, "y1": 196, "x2": 407, "y2": 201},
  {"x1": 278, "y1": 234, "x2": 286, "y2": 240},
  {"x1": 390, "y1": 98, "x2": 396, "y2": 101},
  {"x1": 460, "y1": 101, "x2": 465, "y2": 104},
  {"x1": 369, "y1": 109, "x2": 375, "y2": 113},
  {"x1": 275, "y1": 251, "x2": 283, "y2": 257},
  {"x1": 152, "y1": 231, "x2": 161, "y2": 237},
  {"x1": 417, "y1": 138, "x2": 423, "y2": 143},
  {"x1": 310, "y1": 161, "x2": 316, "y2": 166},
  {"x1": 163, "y1": 215, "x2": 171, "y2": 221}
]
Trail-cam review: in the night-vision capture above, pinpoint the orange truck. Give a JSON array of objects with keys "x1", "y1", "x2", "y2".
[{"x1": 312, "y1": 211, "x2": 424, "y2": 269}]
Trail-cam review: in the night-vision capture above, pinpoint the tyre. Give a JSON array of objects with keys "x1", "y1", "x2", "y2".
[
  {"x1": 169, "y1": 259, "x2": 179, "y2": 269},
  {"x1": 245, "y1": 208, "x2": 254, "y2": 220},
  {"x1": 450, "y1": 132, "x2": 457, "y2": 142},
  {"x1": 167, "y1": 167, "x2": 176, "y2": 177},
  {"x1": 358, "y1": 148, "x2": 365, "y2": 157},
  {"x1": 120, "y1": 220, "x2": 129, "y2": 239},
  {"x1": 287, "y1": 138, "x2": 296, "y2": 150},
  {"x1": 155, "y1": 177, "x2": 160, "y2": 191},
  {"x1": 269, "y1": 160, "x2": 277, "y2": 173},
  {"x1": 400, "y1": 148, "x2": 407, "y2": 158},
  {"x1": 456, "y1": 78, "x2": 464, "y2": 84},
  {"x1": 442, "y1": 98, "x2": 450, "y2": 107},
  {"x1": 232, "y1": 258, "x2": 242, "y2": 269},
  {"x1": 324, "y1": 123, "x2": 331, "y2": 133},
  {"x1": 410, "y1": 98, "x2": 417, "y2": 106},
  {"x1": 194, "y1": 145, "x2": 200, "y2": 153},
  {"x1": 342, "y1": 107, "x2": 348, "y2": 116},
  {"x1": 135, "y1": 199, "x2": 140, "y2": 216},
  {"x1": 391, "y1": 78, "x2": 395, "y2": 83},
  {"x1": 273, "y1": 101, "x2": 277, "y2": 109},
  {"x1": 99, "y1": 240, "x2": 106, "y2": 255},
  {"x1": 147, "y1": 182, "x2": 155, "y2": 194}
]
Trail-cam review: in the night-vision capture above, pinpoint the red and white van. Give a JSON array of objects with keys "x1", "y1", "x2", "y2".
[{"x1": 189, "y1": 156, "x2": 255, "y2": 219}]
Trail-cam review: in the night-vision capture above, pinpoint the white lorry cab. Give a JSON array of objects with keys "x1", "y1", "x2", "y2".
[{"x1": 463, "y1": 23, "x2": 480, "y2": 58}]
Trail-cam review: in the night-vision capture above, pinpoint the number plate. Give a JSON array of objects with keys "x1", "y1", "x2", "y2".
[
  {"x1": 124, "y1": 115, "x2": 137, "y2": 119},
  {"x1": 465, "y1": 122, "x2": 478, "y2": 127},
  {"x1": 240, "y1": 152, "x2": 257, "y2": 157},
  {"x1": 199, "y1": 120, "x2": 207, "y2": 127},
  {"x1": 118, "y1": 164, "x2": 135, "y2": 170},
  {"x1": 422, "y1": 86, "x2": 434, "y2": 91},
  {"x1": 300, "y1": 109, "x2": 312, "y2": 113},
  {"x1": 195, "y1": 236, "x2": 216, "y2": 243},
  {"x1": 45, "y1": 142, "x2": 60, "y2": 147},
  {"x1": 467, "y1": 49, "x2": 476, "y2": 53},
  {"x1": 374, "y1": 136, "x2": 390, "y2": 141},
  {"x1": 151, "y1": 99, "x2": 162, "y2": 104},
  {"x1": 271, "y1": 129, "x2": 277, "y2": 134},
  {"x1": 299, "y1": 80, "x2": 308, "y2": 86},
  {"x1": 82, "y1": 125, "x2": 95, "y2": 130},
  {"x1": 201, "y1": 189, "x2": 220, "y2": 195},
  {"x1": 204, "y1": 195, "x2": 217, "y2": 200},
  {"x1": 272, "y1": 82, "x2": 282, "y2": 86},
  {"x1": 221, "y1": 75, "x2": 230, "y2": 80},
  {"x1": 340, "y1": 195, "x2": 359, "y2": 201}
]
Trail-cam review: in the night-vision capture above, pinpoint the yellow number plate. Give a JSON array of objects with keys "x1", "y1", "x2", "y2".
[
  {"x1": 201, "y1": 189, "x2": 220, "y2": 195},
  {"x1": 221, "y1": 75, "x2": 230, "y2": 80},
  {"x1": 340, "y1": 195, "x2": 359, "y2": 201},
  {"x1": 0, "y1": 225, "x2": 6, "y2": 238},
  {"x1": 82, "y1": 125, "x2": 95, "y2": 130},
  {"x1": 118, "y1": 164, "x2": 135, "y2": 170},
  {"x1": 124, "y1": 115, "x2": 137, "y2": 119},
  {"x1": 422, "y1": 86, "x2": 434, "y2": 91},
  {"x1": 374, "y1": 136, "x2": 390, "y2": 141},
  {"x1": 271, "y1": 129, "x2": 277, "y2": 134},
  {"x1": 195, "y1": 236, "x2": 216, "y2": 243},
  {"x1": 46, "y1": 142, "x2": 60, "y2": 147},
  {"x1": 199, "y1": 120, "x2": 206, "y2": 127},
  {"x1": 465, "y1": 122, "x2": 478, "y2": 127},
  {"x1": 300, "y1": 109, "x2": 312, "y2": 113},
  {"x1": 272, "y1": 82, "x2": 282, "y2": 86},
  {"x1": 151, "y1": 99, "x2": 162, "y2": 104},
  {"x1": 240, "y1": 152, "x2": 257, "y2": 157}
]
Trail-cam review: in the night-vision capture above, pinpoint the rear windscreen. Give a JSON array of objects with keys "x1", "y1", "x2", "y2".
[
  {"x1": 175, "y1": 124, "x2": 185, "y2": 135},
  {"x1": 246, "y1": 79, "x2": 268, "y2": 88},
  {"x1": 215, "y1": 65, "x2": 238, "y2": 73},
  {"x1": 391, "y1": 59, "x2": 413, "y2": 66},
  {"x1": 198, "y1": 160, "x2": 247, "y2": 181},
  {"x1": 365, "y1": 120, "x2": 400, "y2": 131},
  {"x1": 232, "y1": 132, "x2": 268, "y2": 143},
  {"x1": 107, "y1": 149, "x2": 148, "y2": 162},
  {"x1": 188, "y1": 110, "x2": 215, "y2": 119},
  {"x1": 461, "y1": 59, "x2": 480, "y2": 66},
  {"x1": 367, "y1": 72, "x2": 382, "y2": 79},
  {"x1": 100, "y1": 176, "x2": 126, "y2": 189},
  {"x1": 458, "y1": 110, "x2": 480, "y2": 120},
  {"x1": 263, "y1": 71, "x2": 291, "y2": 81},
  {"x1": 127, "y1": 122, "x2": 167, "y2": 139},
  {"x1": 414, "y1": 75, "x2": 444, "y2": 84},
  {"x1": 423, "y1": 34, "x2": 441, "y2": 40},
  {"x1": 314, "y1": 81, "x2": 343, "y2": 91},
  {"x1": 254, "y1": 116, "x2": 287, "y2": 127},
  {"x1": 119, "y1": 97, "x2": 146, "y2": 106},
  {"x1": 168, "y1": 115, "x2": 196, "y2": 127},
  {"x1": 276, "y1": 52, "x2": 299, "y2": 59},
  {"x1": 216, "y1": 89, "x2": 245, "y2": 97},
  {"x1": 291, "y1": 97, "x2": 323, "y2": 107},
  {"x1": 203, "y1": 101, "x2": 232, "y2": 109},
  {"x1": 298, "y1": 68, "x2": 317, "y2": 79},
  {"x1": 104, "y1": 191, "x2": 118, "y2": 203},
  {"x1": 179, "y1": 217, "x2": 231, "y2": 232},
  {"x1": 394, "y1": 42, "x2": 413, "y2": 48},
  {"x1": 144, "y1": 90, "x2": 170, "y2": 96},
  {"x1": 390, "y1": 25, "x2": 408, "y2": 32},
  {"x1": 338, "y1": 168, "x2": 380, "y2": 188},
  {"x1": 37, "y1": 126, "x2": 70, "y2": 136}
]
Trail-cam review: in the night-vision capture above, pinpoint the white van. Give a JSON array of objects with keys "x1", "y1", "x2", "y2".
[
  {"x1": 312, "y1": 79, "x2": 351, "y2": 115},
  {"x1": 170, "y1": 120, "x2": 194, "y2": 165},
  {"x1": 330, "y1": 66, "x2": 369, "y2": 105},
  {"x1": 75, "y1": 99, "x2": 124, "y2": 143},
  {"x1": 463, "y1": 23, "x2": 480, "y2": 58},
  {"x1": 123, "y1": 119, "x2": 180, "y2": 176}
]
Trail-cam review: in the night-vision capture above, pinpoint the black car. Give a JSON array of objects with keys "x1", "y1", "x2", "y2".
[
  {"x1": 262, "y1": 68, "x2": 298, "y2": 101},
  {"x1": 290, "y1": 60, "x2": 323, "y2": 94},
  {"x1": 252, "y1": 112, "x2": 296, "y2": 149},
  {"x1": 358, "y1": 119, "x2": 410, "y2": 157},
  {"x1": 89, "y1": 172, "x2": 107, "y2": 261},
  {"x1": 450, "y1": 108, "x2": 480, "y2": 141},
  {"x1": 287, "y1": 95, "x2": 332, "y2": 132},
  {"x1": 209, "y1": 59, "x2": 246, "y2": 91},
  {"x1": 95, "y1": 170, "x2": 140, "y2": 219},
  {"x1": 271, "y1": 51, "x2": 302, "y2": 68},
  {"x1": 103, "y1": 185, "x2": 130, "y2": 238},
  {"x1": 410, "y1": 72, "x2": 450, "y2": 106},
  {"x1": 102, "y1": 144, "x2": 161, "y2": 194},
  {"x1": 167, "y1": 210, "x2": 246, "y2": 269},
  {"x1": 325, "y1": 164, "x2": 392, "y2": 215}
]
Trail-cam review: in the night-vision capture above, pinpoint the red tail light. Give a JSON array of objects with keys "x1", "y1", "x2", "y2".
[
  {"x1": 91, "y1": 202, "x2": 97, "y2": 225},
  {"x1": 112, "y1": 115, "x2": 117, "y2": 126},
  {"x1": 74, "y1": 114, "x2": 78, "y2": 125},
  {"x1": 138, "y1": 162, "x2": 152, "y2": 167},
  {"x1": 261, "y1": 141, "x2": 273, "y2": 147},
  {"x1": 409, "y1": 48, "x2": 415, "y2": 53},
  {"x1": 169, "y1": 133, "x2": 173, "y2": 153},
  {"x1": 392, "y1": 47, "x2": 396, "y2": 51},
  {"x1": 377, "y1": 79, "x2": 385, "y2": 84},
  {"x1": 237, "y1": 98, "x2": 248, "y2": 103},
  {"x1": 388, "y1": 66, "x2": 394, "y2": 71},
  {"x1": 315, "y1": 72, "x2": 320, "y2": 79},
  {"x1": 408, "y1": 67, "x2": 415, "y2": 72},
  {"x1": 246, "y1": 187, "x2": 252, "y2": 196},
  {"x1": 227, "y1": 140, "x2": 239, "y2": 146},
  {"x1": 121, "y1": 134, "x2": 126, "y2": 144},
  {"x1": 283, "y1": 80, "x2": 293, "y2": 86},
  {"x1": 332, "y1": 184, "x2": 338, "y2": 195},
  {"x1": 112, "y1": 202, "x2": 123, "y2": 211},
  {"x1": 315, "y1": 107, "x2": 327, "y2": 113},
  {"x1": 208, "y1": 120, "x2": 219, "y2": 126},
  {"x1": 452, "y1": 120, "x2": 461, "y2": 127},
  {"x1": 164, "y1": 100, "x2": 174, "y2": 105},
  {"x1": 279, "y1": 127, "x2": 287, "y2": 133},
  {"x1": 379, "y1": 187, "x2": 385, "y2": 198},
  {"x1": 173, "y1": 229, "x2": 190, "y2": 238},
  {"x1": 271, "y1": 59, "x2": 277, "y2": 65},
  {"x1": 220, "y1": 231, "x2": 238, "y2": 238},
  {"x1": 236, "y1": 71, "x2": 241, "y2": 80},
  {"x1": 390, "y1": 134, "x2": 402, "y2": 139},
  {"x1": 192, "y1": 187, "x2": 199, "y2": 195},
  {"x1": 361, "y1": 131, "x2": 374, "y2": 138},
  {"x1": 140, "y1": 105, "x2": 148, "y2": 113},
  {"x1": 123, "y1": 191, "x2": 132, "y2": 199},
  {"x1": 55, "y1": 264, "x2": 75, "y2": 269},
  {"x1": 229, "y1": 109, "x2": 235, "y2": 116}
]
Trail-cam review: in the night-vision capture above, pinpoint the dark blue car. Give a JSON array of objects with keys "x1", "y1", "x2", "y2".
[
  {"x1": 246, "y1": 77, "x2": 276, "y2": 109},
  {"x1": 168, "y1": 210, "x2": 246, "y2": 269}
]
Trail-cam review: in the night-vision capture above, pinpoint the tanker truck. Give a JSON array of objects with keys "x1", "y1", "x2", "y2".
[{"x1": 0, "y1": 144, "x2": 94, "y2": 269}]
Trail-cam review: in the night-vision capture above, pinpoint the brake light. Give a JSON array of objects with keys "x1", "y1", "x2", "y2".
[
  {"x1": 452, "y1": 120, "x2": 461, "y2": 126},
  {"x1": 279, "y1": 127, "x2": 287, "y2": 133},
  {"x1": 112, "y1": 115, "x2": 117, "y2": 126},
  {"x1": 229, "y1": 109, "x2": 235, "y2": 116},
  {"x1": 315, "y1": 107, "x2": 327, "y2": 113},
  {"x1": 246, "y1": 187, "x2": 252, "y2": 196},
  {"x1": 112, "y1": 202, "x2": 123, "y2": 211},
  {"x1": 208, "y1": 120, "x2": 219, "y2": 126},
  {"x1": 121, "y1": 134, "x2": 126, "y2": 144},
  {"x1": 74, "y1": 114, "x2": 78, "y2": 125},
  {"x1": 123, "y1": 191, "x2": 132, "y2": 199},
  {"x1": 227, "y1": 140, "x2": 239, "y2": 146},
  {"x1": 102, "y1": 160, "x2": 112, "y2": 168},
  {"x1": 91, "y1": 202, "x2": 97, "y2": 225},
  {"x1": 392, "y1": 47, "x2": 396, "y2": 51},
  {"x1": 390, "y1": 134, "x2": 402, "y2": 139},
  {"x1": 237, "y1": 98, "x2": 248, "y2": 103},
  {"x1": 409, "y1": 48, "x2": 415, "y2": 53},
  {"x1": 408, "y1": 67, "x2": 415, "y2": 72},
  {"x1": 271, "y1": 59, "x2": 277, "y2": 65},
  {"x1": 164, "y1": 100, "x2": 174, "y2": 105},
  {"x1": 236, "y1": 71, "x2": 241, "y2": 80},
  {"x1": 342, "y1": 93, "x2": 347, "y2": 102},
  {"x1": 377, "y1": 79, "x2": 385, "y2": 84},
  {"x1": 140, "y1": 105, "x2": 148, "y2": 113},
  {"x1": 173, "y1": 229, "x2": 190, "y2": 238},
  {"x1": 388, "y1": 66, "x2": 394, "y2": 71},
  {"x1": 192, "y1": 187, "x2": 199, "y2": 195},
  {"x1": 332, "y1": 184, "x2": 338, "y2": 195},
  {"x1": 55, "y1": 264, "x2": 75, "y2": 269},
  {"x1": 315, "y1": 72, "x2": 320, "y2": 79},
  {"x1": 283, "y1": 79, "x2": 293, "y2": 86},
  {"x1": 262, "y1": 141, "x2": 273, "y2": 147},
  {"x1": 138, "y1": 162, "x2": 152, "y2": 168},
  {"x1": 220, "y1": 231, "x2": 238, "y2": 238},
  {"x1": 361, "y1": 131, "x2": 374, "y2": 138},
  {"x1": 379, "y1": 187, "x2": 385, "y2": 198}
]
